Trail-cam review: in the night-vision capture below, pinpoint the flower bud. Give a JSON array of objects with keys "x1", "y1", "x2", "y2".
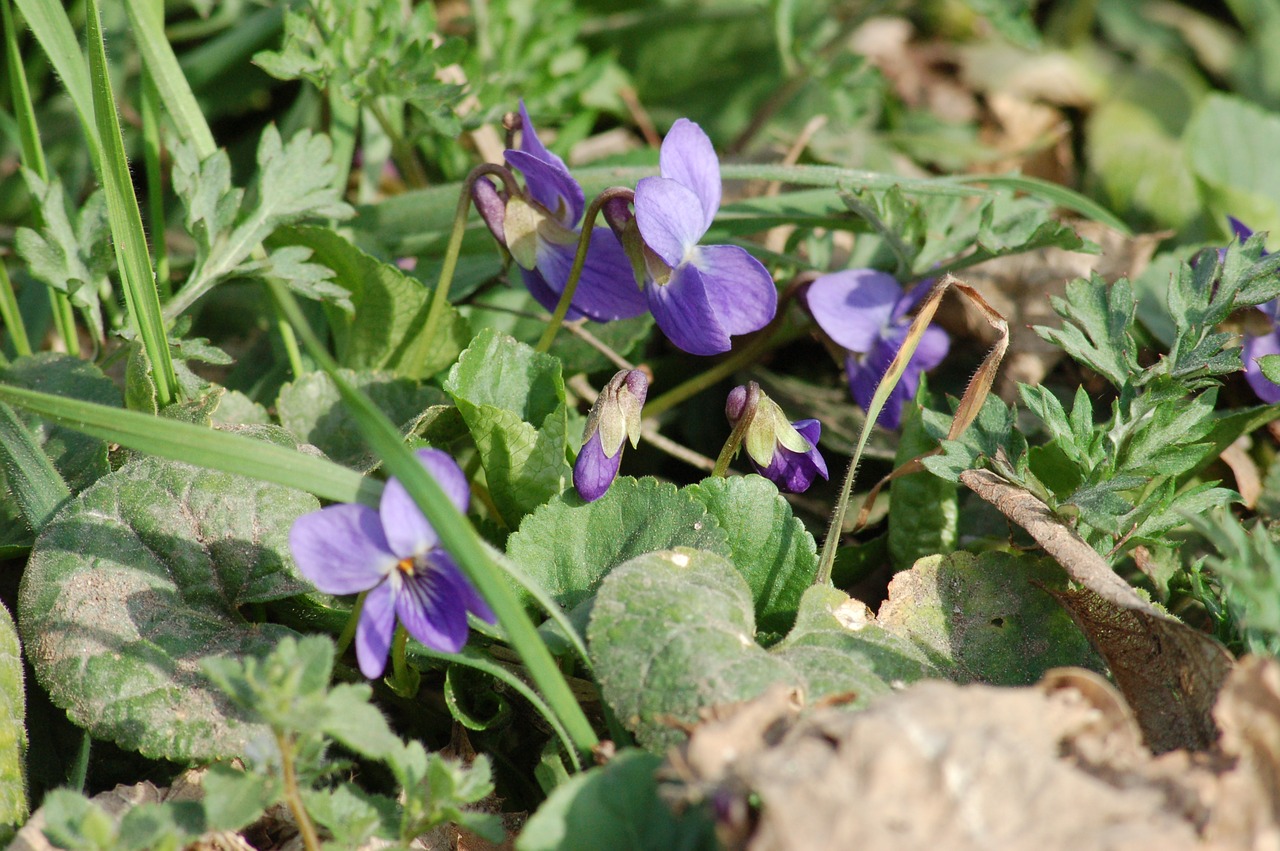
[
  {"x1": 725, "y1": 382, "x2": 828, "y2": 494},
  {"x1": 573, "y1": 369, "x2": 650, "y2": 501}
]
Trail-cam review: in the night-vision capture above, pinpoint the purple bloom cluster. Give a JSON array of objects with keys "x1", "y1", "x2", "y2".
[
  {"x1": 806, "y1": 270, "x2": 949, "y2": 429},
  {"x1": 477, "y1": 107, "x2": 777, "y2": 356},
  {"x1": 289, "y1": 449, "x2": 494, "y2": 679}
]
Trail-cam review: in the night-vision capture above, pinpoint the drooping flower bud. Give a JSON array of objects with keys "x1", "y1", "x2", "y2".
[
  {"x1": 573, "y1": 369, "x2": 649, "y2": 501},
  {"x1": 725, "y1": 382, "x2": 828, "y2": 494}
]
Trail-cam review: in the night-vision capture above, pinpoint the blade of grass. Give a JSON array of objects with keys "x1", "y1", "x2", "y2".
[
  {"x1": 124, "y1": 0, "x2": 217, "y2": 159},
  {"x1": 0, "y1": 401, "x2": 70, "y2": 530},
  {"x1": 949, "y1": 172, "x2": 1132, "y2": 236},
  {"x1": 0, "y1": 262, "x2": 32, "y2": 358},
  {"x1": 84, "y1": 0, "x2": 178, "y2": 406},
  {"x1": 10, "y1": 0, "x2": 96, "y2": 160},
  {"x1": 266, "y1": 278, "x2": 600, "y2": 759},
  {"x1": 4, "y1": 0, "x2": 80, "y2": 354},
  {"x1": 0, "y1": 382, "x2": 377, "y2": 504}
]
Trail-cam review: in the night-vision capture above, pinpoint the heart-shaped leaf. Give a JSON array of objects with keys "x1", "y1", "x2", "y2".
[{"x1": 19, "y1": 454, "x2": 315, "y2": 761}]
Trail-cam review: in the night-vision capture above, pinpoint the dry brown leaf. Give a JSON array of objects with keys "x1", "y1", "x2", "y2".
[
  {"x1": 664, "y1": 675, "x2": 1205, "y2": 851},
  {"x1": 959, "y1": 468, "x2": 1234, "y2": 753},
  {"x1": 1204, "y1": 656, "x2": 1280, "y2": 847}
]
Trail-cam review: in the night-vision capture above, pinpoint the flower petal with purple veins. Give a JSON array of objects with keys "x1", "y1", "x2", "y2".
[
  {"x1": 394, "y1": 564, "x2": 470, "y2": 654},
  {"x1": 1244, "y1": 330, "x2": 1280, "y2": 404},
  {"x1": 694, "y1": 244, "x2": 778, "y2": 337},
  {"x1": 355, "y1": 580, "x2": 397, "y2": 678},
  {"x1": 380, "y1": 449, "x2": 470, "y2": 558},
  {"x1": 531, "y1": 224, "x2": 648, "y2": 321},
  {"x1": 434, "y1": 550, "x2": 497, "y2": 623},
  {"x1": 806, "y1": 270, "x2": 901, "y2": 353},
  {"x1": 289, "y1": 503, "x2": 397, "y2": 594},
  {"x1": 645, "y1": 261, "x2": 733, "y2": 355},
  {"x1": 658, "y1": 118, "x2": 721, "y2": 231},
  {"x1": 573, "y1": 429, "x2": 623, "y2": 502},
  {"x1": 634, "y1": 176, "x2": 708, "y2": 267}
]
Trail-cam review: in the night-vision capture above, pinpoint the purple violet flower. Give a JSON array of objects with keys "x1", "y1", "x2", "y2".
[
  {"x1": 630, "y1": 119, "x2": 778, "y2": 355},
  {"x1": 726, "y1": 383, "x2": 828, "y2": 494},
  {"x1": 574, "y1": 369, "x2": 648, "y2": 501},
  {"x1": 805, "y1": 269, "x2": 949, "y2": 430},
  {"x1": 1229, "y1": 219, "x2": 1280, "y2": 403},
  {"x1": 474, "y1": 103, "x2": 647, "y2": 322},
  {"x1": 289, "y1": 448, "x2": 494, "y2": 679}
]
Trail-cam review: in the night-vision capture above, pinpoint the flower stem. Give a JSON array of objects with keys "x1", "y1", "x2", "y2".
[
  {"x1": 388, "y1": 624, "x2": 420, "y2": 697},
  {"x1": 535, "y1": 187, "x2": 636, "y2": 353},
  {"x1": 334, "y1": 590, "x2": 366, "y2": 659},
  {"x1": 277, "y1": 731, "x2": 323, "y2": 851},
  {"x1": 420, "y1": 164, "x2": 520, "y2": 358},
  {"x1": 712, "y1": 382, "x2": 759, "y2": 477}
]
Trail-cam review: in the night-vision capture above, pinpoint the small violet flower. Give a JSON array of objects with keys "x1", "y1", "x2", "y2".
[
  {"x1": 574, "y1": 369, "x2": 648, "y2": 501},
  {"x1": 289, "y1": 448, "x2": 494, "y2": 679},
  {"x1": 806, "y1": 269, "x2": 949, "y2": 429},
  {"x1": 472, "y1": 103, "x2": 647, "y2": 322},
  {"x1": 725, "y1": 382, "x2": 828, "y2": 494},
  {"x1": 629, "y1": 119, "x2": 778, "y2": 355},
  {"x1": 1226, "y1": 219, "x2": 1280, "y2": 403}
]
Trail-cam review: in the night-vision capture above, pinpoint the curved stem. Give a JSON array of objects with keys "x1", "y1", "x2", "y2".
[
  {"x1": 419, "y1": 164, "x2": 520, "y2": 355},
  {"x1": 711, "y1": 382, "x2": 759, "y2": 477},
  {"x1": 535, "y1": 187, "x2": 635, "y2": 353},
  {"x1": 334, "y1": 590, "x2": 366, "y2": 659},
  {"x1": 277, "y1": 732, "x2": 323, "y2": 851}
]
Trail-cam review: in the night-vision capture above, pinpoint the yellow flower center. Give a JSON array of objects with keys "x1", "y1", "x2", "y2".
[{"x1": 397, "y1": 557, "x2": 416, "y2": 577}]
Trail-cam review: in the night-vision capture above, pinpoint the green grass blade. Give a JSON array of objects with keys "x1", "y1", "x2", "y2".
[
  {"x1": 267, "y1": 279, "x2": 600, "y2": 759},
  {"x1": 84, "y1": 0, "x2": 178, "y2": 406},
  {"x1": 949, "y1": 172, "x2": 1132, "y2": 235},
  {"x1": 124, "y1": 0, "x2": 217, "y2": 159},
  {"x1": 0, "y1": 262, "x2": 32, "y2": 358},
  {"x1": 10, "y1": 0, "x2": 96, "y2": 162},
  {"x1": 0, "y1": 382, "x2": 376, "y2": 505},
  {"x1": 0, "y1": 401, "x2": 70, "y2": 530}
]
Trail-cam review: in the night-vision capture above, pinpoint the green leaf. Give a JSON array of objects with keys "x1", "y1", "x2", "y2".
[
  {"x1": 273, "y1": 226, "x2": 469, "y2": 379},
  {"x1": 589, "y1": 549, "x2": 929, "y2": 749},
  {"x1": 201, "y1": 763, "x2": 278, "y2": 832},
  {"x1": 877, "y1": 551, "x2": 1101, "y2": 684},
  {"x1": 1185, "y1": 93, "x2": 1280, "y2": 238},
  {"x1": 887, "y1": 397, "x2": 957, "y2": 570},
  {"x1": 506, "y1": 477, "x2": 730, "y2": 612},
  {"x1": 277, "y1": 369, "x2": 445, "y2": 469},
  {"x1": 444, "y1": 329, "x2": 569, "y2": 525},
  {"x1": 684, "y1": 475, "x2": 817, "y2": 636},
  {"x1": 517, "y1": 749, "x2": 717, "y2": 851},
  {"x1": 1260, "y1": 354, "x2": 1280, "y2": 385},
  {"x1": 302, "y1": 783, "x2": 391, "y2": 848},
  {"x1": 18, "y1": 455, "x2": 315, "y2": 760},
  {"x1": 0, "y1": 600, "x2": 26, "y2": 830},
  {"x1": 166, "y1": 127, "x2": 354, "y2": 320},
  {"x1": 1036, "y1": 274, "x2": 1139, "y2": 387},
  {"x1": 0, "y1": 402, "x2": 69, "y2": 533}
]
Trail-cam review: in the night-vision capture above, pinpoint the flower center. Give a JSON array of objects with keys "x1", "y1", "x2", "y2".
[{"x1": 396, "y1": 557, "x2": 416, "y2": 577}]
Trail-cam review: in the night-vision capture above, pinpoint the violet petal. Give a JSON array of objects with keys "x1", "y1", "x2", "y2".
[
  {"x1": 634, "y1": 176, "x2": 707, "y2": 268},
  {"x1": 658, "y1": 118, "x2": 721, "y2": 231},
  {"x1": 806, "y1": 270, "x2": 900, "y2": 353},
  {"x1": 694, "y1": 244, "x2": 778, "y2": 337},
  {"x1": 531, "y1": 225, "x2": 649, "y2": 321},
  {"x1": 379, "y1": 449, "x2": 470, "y2": 558},
  {"x1": 754, "y1": 418, "x2": 828, "y2": 494},
  {"x1": 434, "y1": 550, "x2": 496, "y2": 623},
  {"x1": 646, "y1": 261, "x2": 732, "y2": 355},
  {"x1": 394, "y1": 561, "x2": 470, "y2": 654},
  {"x1": 355, "y1": 579, "x2": 397, "y2": 679},
  {"x1": 504, "y1": 149, "x2": 584, "y2": 228},
  {"x1": 573, "y1": 430, "x2": 623, "y2": 502},
  {"x1": 289, "y1": 503, "x2": 397, "y2": 595}
]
